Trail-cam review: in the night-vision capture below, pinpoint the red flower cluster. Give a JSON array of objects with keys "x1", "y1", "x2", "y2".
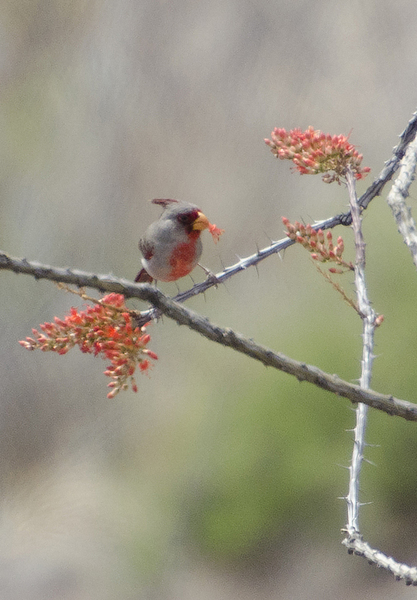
[
  {"x1": 265, "y1": 126, "x2": 370, "y2": 183},
  {"x1": 19, "y1": 293, "x2": 157, "y2": 398},
  {"x1": 283, "y1": 217, "x2": 353, "y2": 273}
]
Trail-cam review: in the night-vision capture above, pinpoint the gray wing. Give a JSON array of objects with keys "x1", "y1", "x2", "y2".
[{"x1": 139, "y1": 237, "x2": 154, "y2": 260}]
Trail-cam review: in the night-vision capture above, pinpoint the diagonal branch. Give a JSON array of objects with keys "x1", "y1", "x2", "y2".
[
  {"x1": 3, "y1": 250, "x2": 417, "y2": 421},
  {"x1": 337, "y1": 109, "x2": 417, "y2": 225}
]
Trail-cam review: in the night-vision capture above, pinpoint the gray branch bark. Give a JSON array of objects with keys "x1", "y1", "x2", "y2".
[{"x1": 3, "y1": 250, "x2": 417, "y2": 422}]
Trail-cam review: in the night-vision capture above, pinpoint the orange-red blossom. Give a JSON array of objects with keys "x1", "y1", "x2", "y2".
[
  {"x1": 265, "y1": 126, "x2": 370, "y2": 183},
  {"x1": 208, "y1": 222, "x2": 224, "y2": 242},
  {"x1": 19, "y1": 293, "x2": 157, "y2": 398},
  {"x1": 283, "y1": 217, "x2": 354, "y2": 272}
]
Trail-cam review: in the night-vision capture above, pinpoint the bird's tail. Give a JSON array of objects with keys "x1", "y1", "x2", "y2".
[{"x1": 135, "y1": 268, "x2": 153, "y2": 283}]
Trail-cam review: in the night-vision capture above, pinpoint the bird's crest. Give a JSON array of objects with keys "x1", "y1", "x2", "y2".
[{"x1": 150, "y1": 199, "x2": 179, "y2": 208}]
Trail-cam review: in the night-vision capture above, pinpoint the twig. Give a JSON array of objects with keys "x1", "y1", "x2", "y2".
[
  {"x1": 315, "y1": 265, "x2": 360, "y2": 315},
  {"x1": 56, "y1": 282, "x2": 102, "y2": 305},
  {"x1": 3, "y1": 250, "x2": 417, "y2": 421}
]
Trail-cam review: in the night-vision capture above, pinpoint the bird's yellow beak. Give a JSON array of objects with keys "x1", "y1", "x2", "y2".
[{"x1": 192, "y1": 211, "x2": 210, "y2": 231}]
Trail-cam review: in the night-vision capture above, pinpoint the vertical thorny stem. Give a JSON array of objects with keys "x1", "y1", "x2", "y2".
[{"x1": 345, "y1": 168, "x2": 377, "y2": 536}]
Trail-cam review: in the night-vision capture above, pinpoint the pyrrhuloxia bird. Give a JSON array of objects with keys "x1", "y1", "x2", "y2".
[{"x1": 135, "y1": 198, "x2": 223, "y2": 283}]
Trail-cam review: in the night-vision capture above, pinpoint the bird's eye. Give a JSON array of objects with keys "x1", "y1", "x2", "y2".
[{"x1": 177, "y1": 213, "x2": 193, "y2": 224}]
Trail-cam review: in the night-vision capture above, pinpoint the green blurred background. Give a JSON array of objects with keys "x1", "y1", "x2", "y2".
[{"x1": 1, "y1": 1, "x2": 417, "y2": 598}]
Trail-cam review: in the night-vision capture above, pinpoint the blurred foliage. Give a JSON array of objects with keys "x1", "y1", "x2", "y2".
[{"x1": 182, "y1": 371, "x2": 350, "y2": 559}]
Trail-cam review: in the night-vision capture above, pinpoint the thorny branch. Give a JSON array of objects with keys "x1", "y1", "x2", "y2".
[
  {"x1": 2, "y1": 250, "x2": 417, "y2": 422},
  {"x1": 344, "y1": 168, "x2": 376, "y2": 537}
]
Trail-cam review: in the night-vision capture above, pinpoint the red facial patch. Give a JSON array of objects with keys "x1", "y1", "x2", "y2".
[{"x1": 176, "y1": 209, "x2": 200, "y2": 231}]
